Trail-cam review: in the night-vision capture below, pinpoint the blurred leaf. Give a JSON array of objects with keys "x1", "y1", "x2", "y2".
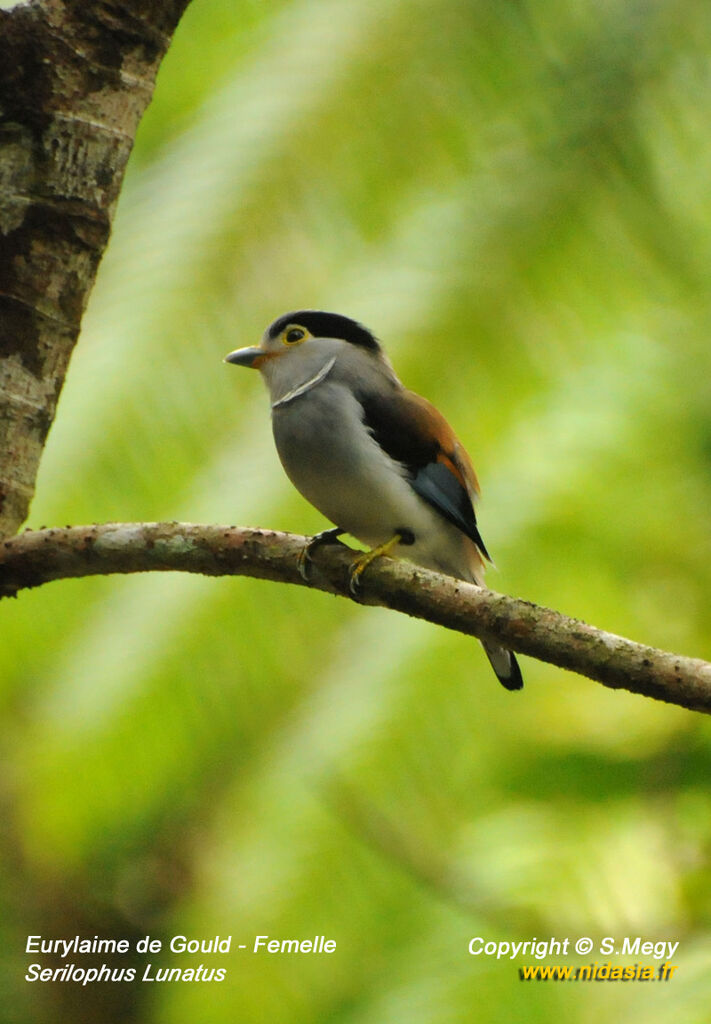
[{"x1": 3, "y1": 0, "x2": 711, "y2": 1020}]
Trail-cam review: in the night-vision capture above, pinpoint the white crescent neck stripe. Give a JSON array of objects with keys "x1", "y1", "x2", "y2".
[{"x1": 271, "y1": 355, "x2": 338, "y2": 409}]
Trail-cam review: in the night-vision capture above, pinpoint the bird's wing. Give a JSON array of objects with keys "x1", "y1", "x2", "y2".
[{"x1": 356, "y1": 385, "x2": 492, "y2": 561}]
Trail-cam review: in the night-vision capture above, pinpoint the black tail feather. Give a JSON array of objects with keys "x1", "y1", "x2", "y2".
[{"x1": 482, "y1": 642, "x2": 523, "y2": 691}]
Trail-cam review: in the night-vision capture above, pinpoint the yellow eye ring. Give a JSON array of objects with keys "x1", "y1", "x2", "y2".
[{"x1": 282, "y1": 325, "x2": 307, "y2": 345}]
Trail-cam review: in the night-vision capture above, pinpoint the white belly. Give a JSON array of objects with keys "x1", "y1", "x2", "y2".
[{"x1": 271, "y1": 382, "x2": 477, "y2": 580}]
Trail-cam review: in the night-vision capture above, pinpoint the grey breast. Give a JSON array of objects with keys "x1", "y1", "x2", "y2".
[{"x1": 271, "y1": 380, "x2": 420, "y2": 546}]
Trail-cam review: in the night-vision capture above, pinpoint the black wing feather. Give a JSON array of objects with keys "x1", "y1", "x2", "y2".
[
  {"x1": 357, "y1": 389, "x2": 491, "y2": 558},
  {"x1": 411, "y1": 462, "x2": 491, "y2": 560}
]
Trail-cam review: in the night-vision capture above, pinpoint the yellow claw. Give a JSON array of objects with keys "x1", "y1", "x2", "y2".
[{"x1": 348, "y1": 530, "x2": 413, "y2": 596}]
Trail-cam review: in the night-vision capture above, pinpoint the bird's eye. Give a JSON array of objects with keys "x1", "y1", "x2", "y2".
[{"x1": 284, "y1": 327, "x2": 306, "y2": 345}]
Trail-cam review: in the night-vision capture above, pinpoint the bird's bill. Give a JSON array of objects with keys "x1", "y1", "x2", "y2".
[{"x1": 224, "y1": 346, "x2": 265, "y2": 368}]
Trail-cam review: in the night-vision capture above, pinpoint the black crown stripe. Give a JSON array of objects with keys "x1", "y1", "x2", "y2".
[{"x1": 267, "y1": 311, "x2": 380, "y2": 352}]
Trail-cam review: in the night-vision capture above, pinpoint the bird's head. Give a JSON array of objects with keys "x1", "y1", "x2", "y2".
[
  {"x1": 225, "y1": 310, "x2": 392, "y2": 404},
  {"x1": 226, "y1": 309, "x2": 380, "y2": 366}
]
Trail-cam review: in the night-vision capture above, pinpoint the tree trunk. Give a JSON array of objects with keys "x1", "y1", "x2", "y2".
[{"x1": 0, "y1": 0, "x2": 192, "y2": 536}]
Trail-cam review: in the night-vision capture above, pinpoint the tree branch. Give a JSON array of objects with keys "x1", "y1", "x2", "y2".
[{"x1": 2, "y1": 520, "x2": 710, "y2": 713}]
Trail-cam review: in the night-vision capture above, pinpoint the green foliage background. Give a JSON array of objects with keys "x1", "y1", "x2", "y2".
[{"x1": 2, "y1": 0, "x2": 711, "y2": 1020}]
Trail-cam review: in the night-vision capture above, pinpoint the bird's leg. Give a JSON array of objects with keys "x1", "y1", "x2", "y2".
[
  {"x1": 348, "y1": 528, "x2": 414, "y2": 597},
  {"x1": 298, "y1": 527, "x2": 346, "y2": 581}
]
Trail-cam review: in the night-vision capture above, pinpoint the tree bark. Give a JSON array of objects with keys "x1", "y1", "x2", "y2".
[
  {"x1": 0, "y1": 0, "x2": 192, "y2": 537},
  {"x1": 2, "y1": 521, "x2": 710, "y2": 713}
]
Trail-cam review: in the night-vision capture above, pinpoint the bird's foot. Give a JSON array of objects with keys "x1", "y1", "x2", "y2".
[
  {"x1": 348, "y1": 528, "x2": 414, "y2": 597},
  {"x1": 298, "y1": 527, "x2": 345, "y2": 581}
]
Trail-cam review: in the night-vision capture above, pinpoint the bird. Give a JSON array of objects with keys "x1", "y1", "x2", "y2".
[{"x1": 225, "y1": 310, "x2": 523, "y2": 691}]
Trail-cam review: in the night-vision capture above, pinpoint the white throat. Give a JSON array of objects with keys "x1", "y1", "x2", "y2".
[{"x1": 270, "y1": 355, "x2": 337, "y2": 409}]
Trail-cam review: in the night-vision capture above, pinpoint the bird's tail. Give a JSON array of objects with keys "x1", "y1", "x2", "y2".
[
  {"x1": 481, "y1": 640, "x2": 523, "y2": 691},
  {"x1": 464, "y1": 540, "x2": 523, "y2": 691}
]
